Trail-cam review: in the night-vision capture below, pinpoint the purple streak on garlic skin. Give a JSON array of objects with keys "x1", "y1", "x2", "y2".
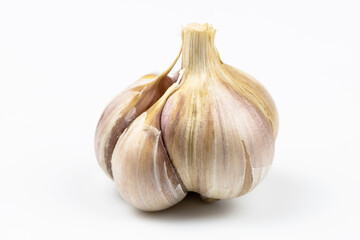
[{"x1": 94, "y1": 74, "x2": 174, "y2": 178}]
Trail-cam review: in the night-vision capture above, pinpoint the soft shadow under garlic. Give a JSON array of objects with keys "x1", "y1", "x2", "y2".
[
  {"x1": 131, "y1": 171, "x2": 325, "y2": 222},
  {"x1": 133, "y1": 192, "x2": 236, "y2": 220}
]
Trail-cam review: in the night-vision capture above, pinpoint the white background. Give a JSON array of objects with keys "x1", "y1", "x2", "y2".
[{"x1": 1, "y1": 0, "x2": 359, "y2": 239}]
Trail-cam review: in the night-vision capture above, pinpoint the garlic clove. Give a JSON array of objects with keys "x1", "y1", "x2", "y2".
[
  {"x1": 112, "y1": 83, "x2": 187, "y2": 211},
  {"x1": 161, "y1": 79, "x2": 274, "y2": 199},
  {"x1": 95, "y1": 74, "x2": 172, "y2": 178},
  {"x1": 95, "y1": 50, "x2": 181, "y2": 178},
  {"x1": 160, "y1": 23, "x2": 277, "y2": 199}
]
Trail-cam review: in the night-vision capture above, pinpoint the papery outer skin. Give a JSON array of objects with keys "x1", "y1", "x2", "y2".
[
  {"x1": 161, "y1": 71, "x2": 275, "y2": 198},
  {"x1": 94, "y1": 74, "x2": 174, "y2": 178},
  {"x1": 111, "y1": 84, "x2": 187, "y2": 211},
  {"x1": 223, "y1": 64, "x2": 279, "y2": 138},
  {"x1": 160, "y1": 23, "x2": 278, "y2": 199}
]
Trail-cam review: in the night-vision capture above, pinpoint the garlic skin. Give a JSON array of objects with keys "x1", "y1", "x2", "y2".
[
  {"x1": 161, "y1": 24, "x2": 278, "y2": 199},
  {"x1": 94, "y1": 23, "x2": 278, "y2": 211},
  {"x1": 95, "y1": 53, "x2": 179, "y2": 178},
  {"x1": 111, "y1": 83, "x2": 186, "y2": 211}
]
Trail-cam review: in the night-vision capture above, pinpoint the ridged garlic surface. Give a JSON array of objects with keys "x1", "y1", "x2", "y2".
[{"x1": 95, "y1": 23, "x2": 278, "y2": 211}]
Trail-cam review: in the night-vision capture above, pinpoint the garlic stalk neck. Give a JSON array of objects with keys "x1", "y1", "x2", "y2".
[{"x1": 181, "y1": 23, "x2": 221, "y2": 72}]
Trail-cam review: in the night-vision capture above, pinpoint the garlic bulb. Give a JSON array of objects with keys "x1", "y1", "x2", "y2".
[{"x1": 95, "y1": 23, "x2": 278, "y2": 211}]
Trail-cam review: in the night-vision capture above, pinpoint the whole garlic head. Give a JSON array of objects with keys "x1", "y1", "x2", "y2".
[{"x1": 95, "y1": 23, "x2": 279, "y2": 211}]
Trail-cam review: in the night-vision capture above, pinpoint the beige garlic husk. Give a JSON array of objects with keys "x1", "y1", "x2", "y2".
[{"x1": 95, "y1": 23, "x2": 279, "y2": 211}]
